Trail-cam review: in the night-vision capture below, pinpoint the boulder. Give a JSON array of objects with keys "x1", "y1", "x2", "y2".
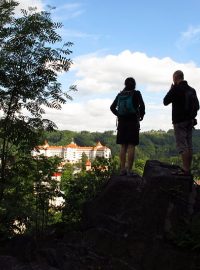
[
  {"x1": 82, "y1": 160, "x2": 200, "y2": 270},
  {"x1": 1, "y1": 160, "x2": 200, "y2": 269}
]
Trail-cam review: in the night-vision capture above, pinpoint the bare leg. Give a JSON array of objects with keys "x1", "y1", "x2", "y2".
[
  {"x1": 120, "y1": 144, "x2": 128, "y2": 171},
  {"x1": 127, "y1": 144, "x2": 135, "y2": 173},
  {"x1": 181, "y1": 149, "x2": 193, "y2": 173}
]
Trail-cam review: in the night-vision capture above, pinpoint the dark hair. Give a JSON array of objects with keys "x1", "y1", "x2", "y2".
[
  {"x1": 124, "y1": 77, "x2": 136, "y2": 89},
  {"x1": 173, "y1": 70, "x2": 184, "y2": 80}
]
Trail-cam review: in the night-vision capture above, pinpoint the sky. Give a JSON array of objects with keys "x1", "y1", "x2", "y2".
[{"x1": 16, "y1": 0, "x2": 200, "y2": 132}]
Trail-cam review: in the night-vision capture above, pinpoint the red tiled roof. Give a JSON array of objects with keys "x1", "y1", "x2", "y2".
[
  {"x1": 65, "y1": 142, "x2": 77, "y2": 148},
  {"x1": 52, "y1": 172, "x2": 62, "y2": 177},
  {"x1": 86, "y1": 160, "x2": 91, "y2": 166},
  {"x1": 36, "y1": 141, "x2": 109, "y2": 151}
]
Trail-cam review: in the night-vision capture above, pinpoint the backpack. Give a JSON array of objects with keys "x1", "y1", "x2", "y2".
[
  {"x1": 117, "y1": 92, "x2": 137, "y2": 116},
  {"x1": 185, "y1": 87, "x2": 199, "y2": 119}
]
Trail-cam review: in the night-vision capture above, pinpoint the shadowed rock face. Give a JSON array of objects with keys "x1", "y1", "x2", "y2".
[{"x1": 1, "y1": 160, "x2": 200, "y2": 270}]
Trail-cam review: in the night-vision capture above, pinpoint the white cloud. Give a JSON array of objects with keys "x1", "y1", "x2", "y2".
[
  {"x1": 15, "y1": 0, "x2": 44, "y2": 15},
  {"x1": 143, "y1": 103, "x2": 172, "y2": 131},
  {"x1": 177, "y1": 25, "x2": 200, "y2": 49},
  {"x1": 58, "y1": 50, "x2": 200, "y2": 132},
  {"x1": 44, "y1": 97, "x2": 175, "y2": 133},
  {"x1": 44, "y1": 99, "x2": 115, "y2": 132},
  {"x1": 72, "y1": 50, "x2": 200, "y2": 96},
  {"x1": 26, "y1": 49, "x2": 200, "y2": 132}
]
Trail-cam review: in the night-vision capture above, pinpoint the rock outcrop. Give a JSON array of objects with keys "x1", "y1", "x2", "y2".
[{"x1": 1, "y1": 160, "x2": 200, "y2": 269}]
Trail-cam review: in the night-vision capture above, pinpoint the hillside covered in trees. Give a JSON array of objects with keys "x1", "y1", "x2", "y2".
[{"x1": 43, "y1": 128, "x2": 200, "y2": 161}]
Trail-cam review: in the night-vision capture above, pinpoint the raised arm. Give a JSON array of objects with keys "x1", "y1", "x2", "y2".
[{"x1": 163, "y1": 85, "x2": 174, "y2": 105}]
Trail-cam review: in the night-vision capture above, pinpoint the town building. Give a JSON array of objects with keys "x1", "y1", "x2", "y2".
[
  {"x1": 32, "y1": 141, "x2": 111, "y2": 207},
  {"x1": 32, "y1": 140, "x2": 111, "y2": 163}
]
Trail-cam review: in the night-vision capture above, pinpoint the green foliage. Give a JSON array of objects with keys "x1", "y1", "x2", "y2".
[
  {"x1": 192, "y1": 153, "x2": 200, "y2": 179},
  {"x1": 61, "y1": 157, "x2": 116, "y2": 227},
  {"x1": 33, "y1": 156, "x2": 62, "y2": 236},
  {"x1": 0, "y1": 1, "x2": 75, "y2": 237},
  {"x1": 0, "y1": 154, "x2": 62, "y2": 237},
  {"x1": 44, "y1": 130, "x2": 120, "y2": 156},
  {"x1": 81, "y1": 152, "x2": 88, "y2": 171},
  {"x1": 44, "y1": 128, "x2": 200, "y2": 178},
  {"x1": 60, "y1": 163, "x2": 74, "y2": 191},
  {"x1": 44, "y1": 129, "x2": 200, "y2": 162},
  {"x1": 170, "y1": 213, "x2": 200, "y2": 250},
  {"x1": 0, "y1": 0, "x2": 199, "y2": 240},
  {"x1": 135, "y1": 158, "x2": 146, "y2": 176}
]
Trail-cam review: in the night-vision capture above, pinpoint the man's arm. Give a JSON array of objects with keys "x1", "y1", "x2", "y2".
[{"x1": 163, "y1": 85, "x2": 174, "y2": 106}]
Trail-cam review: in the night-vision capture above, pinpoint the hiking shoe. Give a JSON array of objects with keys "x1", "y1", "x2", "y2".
[{"x1": 171, "y1": 168, "x2": 193, "y2": 177}]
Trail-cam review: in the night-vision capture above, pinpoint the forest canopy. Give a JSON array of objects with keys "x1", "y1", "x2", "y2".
[{"x1": 43, "y1": 129, "x2": 200, "y2": 161}]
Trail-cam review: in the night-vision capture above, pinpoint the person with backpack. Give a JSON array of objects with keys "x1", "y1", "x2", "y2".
[
  {"x1": 163, "y1": 70, "x2": 199, "y2": 175},
  {"x1": 110, "y1": 77, "x2": 145, "y2": 176}
]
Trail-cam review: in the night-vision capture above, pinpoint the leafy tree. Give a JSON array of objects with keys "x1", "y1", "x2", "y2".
[
  {"x1": 81, "y1": 152, "x2": 88, "y2": 171},
  {"x1": 135, "y1": 158, "x2": 146, "y2": 176},
  {"x1": 191, "y1": 153, "x2": 200, "y2": 179},
  {"x1": 33, "y1": 156, "x2": 62, "y2": 236},
  {"x1": 43, "y1": 129, "x2": 77, "y2": 146},
  {"x1": 60, "y1": 163, "x2": 74, "y2": 191},
  {"x1": 111, "y1": 155, "x2": 120, "y2": 173},
  {"x1": 0, "y1": 1, "x2": 76, "y2": 236},
  {"x1": 74, "y1": 131, "x2": 94, "y2": 146},
  {"x1": 0, "y1": 154, "x2": 62, "y2": 237},
  {"x1": 0, "y1": 1, "x2": 76, "y2": 200},
  {"x1": 61, "y1": 157, "x2": 116, "y2": 227}
]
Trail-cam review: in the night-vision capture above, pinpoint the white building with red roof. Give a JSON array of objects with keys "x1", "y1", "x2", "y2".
[{"x1": 32, "y1": 140, "x2": 111, "y2": 163}]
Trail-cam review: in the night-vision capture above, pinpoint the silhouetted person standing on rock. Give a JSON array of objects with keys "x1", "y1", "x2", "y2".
[
  {"x1": 163, "y1": 70, "x2": 199, "y2": 175},
  {"x1": 110, "y1": 77, "x2": 145, "y2": 176}
]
